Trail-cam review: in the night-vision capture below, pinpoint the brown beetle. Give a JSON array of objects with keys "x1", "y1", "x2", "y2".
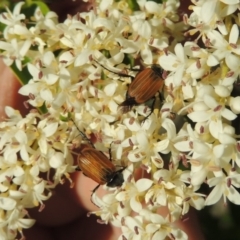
[
  {"x1": 119, "y1": 64, "x2": 164, "y2": 114},
  {"x1": 78, "y1": 145, "x2": 125, "y2": 191},
  {"x1": 72, "y1": 121, "x2": 125, "y2": 205},
  {"x1": 93, "y1": 59, "x2": 164, "y2": 116}
]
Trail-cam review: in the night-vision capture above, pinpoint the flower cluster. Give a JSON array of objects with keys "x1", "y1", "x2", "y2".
[{"x1": 0, "y1": 0, "x2": 240, "y2": 239}]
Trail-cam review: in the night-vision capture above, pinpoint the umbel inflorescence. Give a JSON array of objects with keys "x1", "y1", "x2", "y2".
[{"x1": 0, "y1": 0, "x2": 240, "y2": 239}]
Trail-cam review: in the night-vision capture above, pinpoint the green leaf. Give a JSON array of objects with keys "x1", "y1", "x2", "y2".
[
  {"x1": 122, "y1": 54, "x2": 135, "y2": 68},
  {"x1": 147, "y1": 0, "x2": 165, "y2": 3},
  {"x1": 10, "y1": 58, "x2": 32, "y2": 85},
  {"x1": 59, "y1": 112, "x2": 72, "y2": 122},
  {"x1": 127, "y1": 0, "x2": 140, "y2": 11},
  {"x1": 21, "y1": 1, "x2": 49, "y2": 18},
  {"x1": 38, "y1": 102, "x2": 48, "y2": 114},
  {"x1": 30, "y1": 1, "x2": 49, "y2": 15}
]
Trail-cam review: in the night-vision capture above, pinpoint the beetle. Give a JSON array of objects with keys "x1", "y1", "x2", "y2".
[
  {"x1": 71, "y1": 120, "x2": 125, "y2": 205},
  {"x1": 119, "y1": 64, "x2": 164, "y2": 114},
  {"x1": 77, "y1": 145, "x2": 125, "y2": 206},
  {"x1": 78, "y1": 144, "x2": 125, "y2": 191},
  {"x1": 93, "y1": 59, "x2": 165, "y2": 117}
]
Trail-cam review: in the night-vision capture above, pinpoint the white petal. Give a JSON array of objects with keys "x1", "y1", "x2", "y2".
[
  {"x1": 49, "y1": 152, "x2": 64, "y2": 168},
  {"x1": 27, "y1": 63, "x2": 40, "y2": 79},
  {"x1": 201, "y1": 1, "x2": 216, "y2": 23},
  {"x1": 225, "y1": 54, "x2": 240, "y2": 70},
  {"x1": 99, "y1": 0, "x2": 113, "y2": 11},
  {"x1": 20, "y1": 146, "x2": 29, "y2": 161},
  {"x1": 162, "y1": 119, "x2": 176, "y2": 139},
  {"x1": 218, "y1": 23, "x2": 227, "y2": 35},
  {"x1": 5, "y1": 106, "x2": 21, "y2": 118},
  {"x1": 209, "y1": 120, "x2": 221, "y2": 139},
  {"x1": 191, "y1": 169, "x2": 207, "y2": 186},
  {"x1": 136, "y1": 178, "x2": 153, "y2": 192},
  {"x1": 59, "y1": 51, "x2": 74, "y2": 64},
  {"x1": 229, "y1": 24, "x2": 238, "y2": 44},
  {"x1": 213, "y1": 144, "x2": 224, "y2": 158},
  {"x1": 18, "y1": 218, "x2": 36, "y2": 229},
  {"x1": 19, "y1": 82, "x2": 37, "y2": 96},
  {"x1": 13, "y1": 166, "x2": 24, "y2": 177},
  {"x1": 94, "y1": 18, "x2": 115, "y2": 31},
  {"x1": 74, "y1": 49, "x2": 91, "y2": 66},
  {"x1": 174, "y1": 141, "x2": 191, "y2": 152},
  {"x1": 45, "y1": 73, "x2": 59, "y2": 85},
  {"x1": 205, "y1": 184, "x2": 223, "y2": 205},
  {"x1": 130, "y1": 196, "x2": 142, "y2": 212},
  {"x1": 174, "y1": 43, "x2": 185, "y2": 63},
  {"x1": 13, "y1": 2, "x2": 25, "y2": 15},
  {"x1": 0, "y1": 197, "x2": 16, "y2": 210},
  {"x1": 207, "y1": 54, "x2": 219, "y2": 66},
  {"x1": 159, "y1": 54, "x2": 178, "y2": 71},
  {"x1": 152, "y1": 230, "x2": 167, "y2": 240},
  {"x1": 221, "y1": 108, "x2": 237, "y2": 121},
  {"x1": 38, "y1": 138, "x2": 48, "y2": 155},
  {"x1": 104, "y1": 83, "x2": 117, "y2": 97},
  {"x1": 173, "y1": 65, "x2": 184, "y2": 86},
  {"x1": 19, "y1": 40, "x2": 31, "y2": 57},
  {"x1": 193, "y1": 141, "x2": 210, "y2": 155},
  {"x1": 15, "y1": 130, "x2": 27, "y2": 144},
  {"x1": 188, "y1": 111, "x2": 210, "y2": 122},
  {"x1": 30, "y1": 165, "x2": 39, "y2": 177},
  {"x1": 136, "y1": 131, "x2": 148, "y2": 147},
  {"x1": 123, "y1": 118, "x2": 140, "y2": 131},
  {"x1": 40, "y1": 88, "x2": 53, "y2": 102},
  {"x1": 227, "y1": 186, "x2": 240, "y2": 205},
  {"x1": 229, "y1": 96, "x2": 240, "y2": 114},
  {"x1": 141, "y1": 46, "x2": 152, "y2": 65},
  {"x1": 214, "y1": 85, "x2": 230, "y2": 97},
  {"x1": 203, "y1": 95, "x2": 218, "y2": 109},
  {"x1": 155, "y1": 139, "x2": 170, "y2": 152},
  {"x1": 43, "y1": 51, "x2": 54, "y2": 66},
  {"x1": 42, "y1": 122, "x2": 58, "y2": 137},
  {"x1": 222, "y1": 0, "x2": 239, "y2": 3},
  {"x1": 218, "y1": 133, "x2": 236, "y2": 145},
  {"x1": 145, "y1": 1, "x2": 160, "y2": 14}
]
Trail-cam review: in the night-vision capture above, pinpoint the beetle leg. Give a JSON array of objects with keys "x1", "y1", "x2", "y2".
[
  {"x1": 109, "y1": 142, "x2": 113, "y2": 161},
  {"x1": 75, "y1": 166, "x2": 81, "y2": 171},
  {"x1": 119, "y1": 95, "x2": 136, "y2": 113},
  {"x1": 142, "y1": 96, "x2": 156, "y2": 123},
  {"x1": 158, "y1": 90, "x2": 164, "y2": 104}
]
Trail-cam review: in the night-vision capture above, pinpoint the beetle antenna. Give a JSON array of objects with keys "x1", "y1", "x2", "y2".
[
  {"x1": 71, "y1": 118, "x2": 95, "y2": 148},
  {"x1": 92, "y1": 58, "x2": 133, "y2": 79}
]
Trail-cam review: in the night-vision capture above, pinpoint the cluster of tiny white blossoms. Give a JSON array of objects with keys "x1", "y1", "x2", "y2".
[{"x1": 0, "y1": 0, "x2": 240, "y2": 239}]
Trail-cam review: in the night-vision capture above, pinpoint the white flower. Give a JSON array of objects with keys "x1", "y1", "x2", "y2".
[
  {"x1": 188, "y1": 94, "x2": 237, "y2": 123},
  {"x1": 0, "y1": 2, "x2": 26, "y2": 38},
  {"x1": 205, "y1": 169, "x2": 240, "y2": 205},
  {"x1": 207, "y1": 24, "x2": 240, "y2": 69},
  {"x1": 0, "y1": 38, "x2": 31, "y2": 70},
  {"x1": 123, "y1": 113, "x2": 165, "y2": 170},
  {"x1": 2, "y1": 206, "x2": 35, "y2": 233},
  {"x1": 116, "y1": 178, "x2": 153, "y2": 212},
  {"x1": 159, "y1": 43, "x2": 187, "y2": 87}
]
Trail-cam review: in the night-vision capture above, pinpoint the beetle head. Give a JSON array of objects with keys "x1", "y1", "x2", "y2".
[
  {"x1": 151, "y1": 64, "x2": 163, "y2": 77},
  {"x1": 107, "y1": 168, "x2": 125, "y2": 188}
]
